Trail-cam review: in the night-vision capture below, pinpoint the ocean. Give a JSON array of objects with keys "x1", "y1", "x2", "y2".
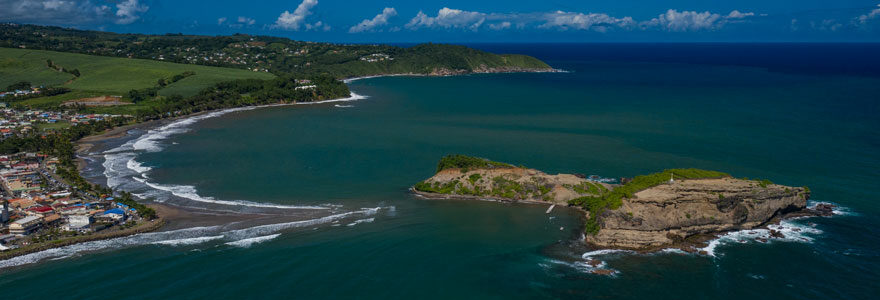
[{"x1": 1, "y1": 44, "x2": 878, "y2": 299}]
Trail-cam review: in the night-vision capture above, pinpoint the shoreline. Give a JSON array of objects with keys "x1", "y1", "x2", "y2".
[
  {"x1": 0, "y1": 210, "x2": 166, "y2": 261},
  {"x1": 411, "y1": 187, "x2": 830, "y2": 255},
  {"x1": 341, "y1": 68, "x2": 567, "y2": 84},
  {"x1": 2, "y1": 69, "x2": 554, "y2": 261}
]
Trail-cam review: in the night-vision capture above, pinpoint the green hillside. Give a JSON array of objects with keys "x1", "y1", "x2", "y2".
[
  {"x1": 0, "y1": 48, "x2": 275, "y2": 98},
  {"x1": 1, "y1": 24, "x2": 553, "y2": 79}
]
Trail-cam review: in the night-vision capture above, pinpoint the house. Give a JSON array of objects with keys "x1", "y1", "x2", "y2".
[
  {"x1": 43, "y1": 214, "x2": 61, "y2": 226},
  {"x1": 64, "y1": 214, "x2": 92, "y2": 231},
  {"x1": 9, "y1": 215, "x2": 42, "y2": 236},
  {"x1": 101, "y1": 208, "x2": 126, "y2": 221}
]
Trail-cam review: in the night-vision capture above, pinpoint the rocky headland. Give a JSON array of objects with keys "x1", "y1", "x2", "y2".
[{"x1": 413, "y1": 155, "x2": 824, "y2": 251}]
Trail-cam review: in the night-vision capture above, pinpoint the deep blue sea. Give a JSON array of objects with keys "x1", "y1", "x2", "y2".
[{"x1": 1, "y1": 44, "x2": 878, "y2": 299}]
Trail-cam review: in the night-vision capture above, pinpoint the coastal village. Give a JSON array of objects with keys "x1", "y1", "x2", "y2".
[
  {"x1": 0, "y1": 106, "x2": 145, "y2": 252},
  {"x1": 1, "y1": 105, "x2": 119, "y2": 138}
]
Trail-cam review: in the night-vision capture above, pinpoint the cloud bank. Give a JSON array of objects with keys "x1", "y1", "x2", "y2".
[
  {"x1": 349, "y1": 7, "x2": 397, "y2": 33},
  {"x1": 398, "y1": 7, "x2": 758, "y2": 33},
  {"x1": 0, "y1": 0, "x2": 148, "y2": 25}
]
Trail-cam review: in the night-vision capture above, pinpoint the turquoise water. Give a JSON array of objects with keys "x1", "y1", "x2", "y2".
[{"x1": 2, "y1": 45, "x2": 879, "y2": 299}]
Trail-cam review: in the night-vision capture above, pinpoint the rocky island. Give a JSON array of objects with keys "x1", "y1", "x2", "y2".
[{"x1": 413, "y1": 155, "x2": 818, "y2": 251}]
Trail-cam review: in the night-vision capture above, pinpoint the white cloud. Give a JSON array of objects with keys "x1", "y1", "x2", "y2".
[
  {"x1": 349, "y1": 7, "x2": 397, "y2": 33},
  {"x1": 0, "y1": 0, "x2": 113, "y2": 24},
  {"x1": 218, "y1": 17, "x2": 227, "y2": 25},
  {"x1": 812, "y1": 19, "x2": 843, "y2": 31},
  {"x1": 273, "y1": 0, "x2": 320, "y2": 31},
  {"x1": 115, "y1": 0, "x2": 149, "y2": 25},
  {"x1": 854, "y1": 4, "x2": 880, "y2": 26},
  {"x1": 237, "y1": 16, "x2": 256, "y2": 26},
  {"x1": 402, "y1": 7, "x2": 755, "y2": 33},
  {"x1": 640, "y1": 9, "x2": 755, "y2": 32},
  {"x1": 539, "y1": 11, "x2": 635, "y2": 32},
  {"x1": 727, "y1": 10, "x2": 755, "y2": 19},
  {"x1": 489, "y1": 21, "x2": 511, "y2": 30},
  {"x1": 406, "y1": 7, "x2": 487, "y2": 31},
  {"x1": 305, "y1": 20, "x2": 330, "y2": 31}
]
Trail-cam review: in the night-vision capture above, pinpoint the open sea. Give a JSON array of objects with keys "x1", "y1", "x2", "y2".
[{"x1": 1, "y1": 44, "x2": 878, "y2": 299}]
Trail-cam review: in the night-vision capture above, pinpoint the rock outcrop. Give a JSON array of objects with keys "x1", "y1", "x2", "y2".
[
  {"x1": 413, "y1": 155, "x2": 815, "y2": 250},
  {"x1": 586, "y1": 178, "x2": 809, "y2": 249},
  {"x1": 414, "y1": 167, "x2": 611, "y2": 204}
]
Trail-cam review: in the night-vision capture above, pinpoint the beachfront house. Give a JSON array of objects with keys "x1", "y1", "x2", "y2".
[
  {"x1": 101, "y1": 208, "x2": 126, "y2": 221},
  {"x1": 9, "y1": 215, "x2": 42, "y2": 236},
  {"x1": 64, "y1": 214, "x2": 92, "y2": 232}
]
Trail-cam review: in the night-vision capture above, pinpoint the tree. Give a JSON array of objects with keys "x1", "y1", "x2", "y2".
[{"x1": 5, "y1": 81, "x2": 31, "y2": 91}]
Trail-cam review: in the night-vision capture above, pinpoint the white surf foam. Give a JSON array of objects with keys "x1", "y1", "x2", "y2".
[
  {"x1": 545, "y1": 258, "x2": 618, "y2": 276},
  {"x1": 808, "y1": 201, "x2": 855, "y2": 216},
  {"x1": 126, "y1": 158, "x2": 152, "y2": 173},
  {"x1": 221, "y1": 207, "x2": 383, "y2": 240},
  {"x1": 97, "y1": 93, "x2": 371, "y2": 211},
  {"x1": 294, "y1": 92, "x2": 367, "y2": 105},
  {"x1": 152, "y1": 235, "x2": 225, "y2": 246},
  {"x1": 699, "y1": 219, "x2": 823, "y2": 257},
  {"x1": 225, "y1": 234, "x2": 281, "y2": 248},
  {"x1": 346, "y1": 218, "x2": 375, "y2": 226},
  {"x1": 334, "y1": 104, "x2": 354, "y2": 108},
  {"x1": 581, "y1": 249, "x2": 634, "y2": 260},
  {"x1": 0, "y1": 207, "x2": 387, "y2": 269},
  {"x1": 139, "y1": 180, "x2": 329, "y2": 210},
  {"x1": 130, "y1": 107, "x2": 257, "y2": 153},
  {"x1": 0, "y1": 226, "x2": 221, "y2": 269}
]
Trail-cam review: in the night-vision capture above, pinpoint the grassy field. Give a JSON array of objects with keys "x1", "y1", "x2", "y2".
[
  {"x1": 0, "y1": 47, "x2": 274, "y2": 100},
  {"x1": 34, "y1": 120, "x2": 72, "y2": 131}
]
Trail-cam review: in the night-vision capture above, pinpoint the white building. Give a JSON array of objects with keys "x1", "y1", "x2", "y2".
[
  {"x1": 64, "y1": 214, "x2": 92, "y2": 231},
  {"x1": 9, "y1": 215, "x2": 42, "y2": 236}
]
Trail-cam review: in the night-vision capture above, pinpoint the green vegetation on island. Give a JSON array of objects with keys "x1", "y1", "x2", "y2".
[
  {"x1": 435, "y1": 154, "x2": 515, "y2": 173},
  {"x1": 569, "y1": 169, "x2": 731, "y2": 235},
  {"x1": 415, "y1": 156, "x2": 740, "y2": 236}
]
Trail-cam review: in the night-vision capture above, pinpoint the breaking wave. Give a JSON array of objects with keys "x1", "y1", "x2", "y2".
[
  {"x1": 152, "y1": 235, "x2": 225, "y2": 246},
  {"x1": 699, "y1": 219, "x2": 823, "y2": 257},
  {"x1": 98, "y1": 93, "x2": 368, "y2": 211},
  {"x1": 225, "y1": 234, "x2": 281, "y2": 248},
  {"x1": 0, "y1": 207, "x2": 389, "y2": 269},
  {"x1": 346, "y1": 218, "x2": 375, "y2": 226},
  {"x1": 138, "y1": 180, "x2": 329, "y2": 210},
  {"x1": 0, "y1": 226, "x2": 220, "y2": 269}
]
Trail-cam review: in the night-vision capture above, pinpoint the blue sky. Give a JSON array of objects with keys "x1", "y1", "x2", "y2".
[{"x1": 1, "y1": 0, "x2": 880, "y2": 42}]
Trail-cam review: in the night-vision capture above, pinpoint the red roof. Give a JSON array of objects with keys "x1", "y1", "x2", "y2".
[{"x1": 28, "y1": 206, "x2": 53, "y2": 213}]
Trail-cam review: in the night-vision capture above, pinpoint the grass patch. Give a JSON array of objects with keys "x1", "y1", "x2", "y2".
[
  {"x1": 490, "y1": 176, "x2": 525, "y2": 199},
  {"x1": 34, "y1": 120, "x2": 71, "y2": 131},
  {"x1": 467, "y1": 173, "x2": 482, "y2": 185},
  {"x1": 0, "y1": 48, "x2": 274, "y2": 99},
  {"x1": 413, "y1": 180, "x2": 459, "y2": 194},
  {"x1": 436, "y1": 154, "x2": 514, "y2": 173},
  {"x1": 570, "y1": 168, "x2": 731, "y2": 235}
]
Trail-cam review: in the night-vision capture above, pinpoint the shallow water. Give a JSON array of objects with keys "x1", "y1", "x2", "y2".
[{"x1": 1, "y1": 44, "x2": 878, "y2": 299}]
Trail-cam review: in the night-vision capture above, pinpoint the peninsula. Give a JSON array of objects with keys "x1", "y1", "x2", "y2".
[{"x1": 413, "y1": 155, "x2": 821, "y2": 251}]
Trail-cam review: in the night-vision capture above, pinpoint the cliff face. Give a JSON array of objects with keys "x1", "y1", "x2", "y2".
[
  {"x1": 414, "y1": 167, "x2": 611, "y2": 205},
  {"x1": 586, "y1": 178, "x2": 809, "y2": 249},
  {"x1": 413, "y1": 156, "x2": 812, "y2": 250}
]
